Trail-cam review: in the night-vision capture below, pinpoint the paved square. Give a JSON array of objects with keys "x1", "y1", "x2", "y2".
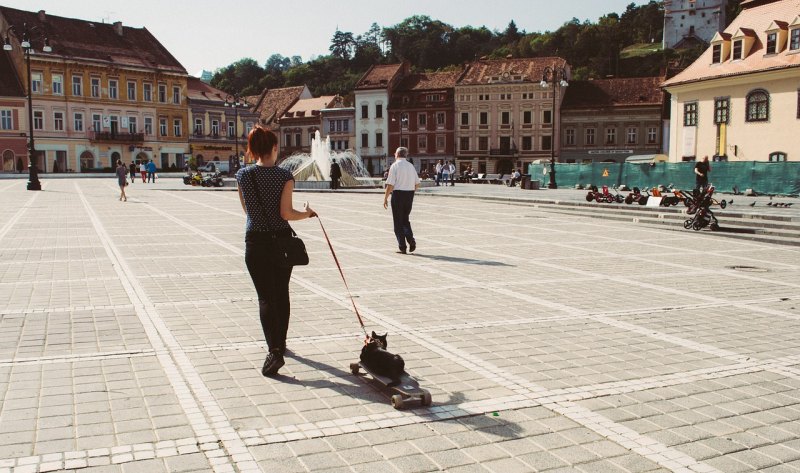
[{"x1": 1, "y1": 178, "x2": 799, "y2": 472}]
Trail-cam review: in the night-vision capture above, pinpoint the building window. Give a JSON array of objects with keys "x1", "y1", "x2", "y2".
[
  {"x1": 541, "y1": 135, "x2": 552, "y2": 150},
  {"x1": 732, "y1": 40, "x2": 743, "y2": 60},
  {"x1": 158, "y1": 84, "x2": 167, "y2": 103},
  {"x1": 769, "y1": 152, "x2": 787, "y2": 162},
  {"x1": 766, "y1": 32, "x2": 777, "y2": 54},
  {"x1": 400, "y1": 113, "x2": 409, "y2": 128},
  {"x1": 647, "y1": 127, "x2": 657, "y2": 144},
  {"x1": 33, "y1": 110, "x2": 43, "y2": 130},
  {"x1": 543, "y1": 110, "x2": 552, "y2": 125},
  {"x1": 418, "y1": 135, "x2": 427, "y2": 151},
  {"x1": 245, "y1": 121, "x2": 254, "y2": 135},
  {"x1": 746, "y1": 89, "x2": 769, "y2": 122},
  {"x1": 172, "y1": 86, "x2": 181, "y2": 104},
  {"x1": 144, "y1": 117, "x2": 153, "y2": 135},
  {"x1": 52, "y1": 74, "x2": 63, "y2": 95},
  {"x1": 173, "y1": 119, "x2": 182, "y2": 137},
  {"x1": 565, "y1": 128, "x2": 575, "y2": 145},
  {"x1": 712, "y1": 44, "x2": 722, "y2": 63},
  {"x1": 792, "y1": 28, "x2": 800, "y2": 50},
  {"x1": 606, "y1": 128, "x2": 616, "y2": 145},
  {"x1": 92, "y1": 114, "x2": 101, "y2": 131},
  {"x1": 127, "y1": 81, "x2": 137, "y2": 101},
  {"x1": 91, "y1": 77, "x2": 100, "y2": 97},
  {"x1": 0, "y1": 110, "x2": 11, "y2": 130},
  {"x1": 74, "y1": 112, "x2": 83, "y2": 132},
  {"x1": 128, "y1": 116, "x2": 137, "y2": 134},
  {"x1": 31, "y1": 72, "x2": 42, "y2": 93},
  {"x1": 228, "y1": 120, "x2": 235, "y2": 137},
  {"x1": 375, "y1": 104, "x2": 382, "y2": 119},
  {"x1": 626, "y1": 127, "x2": 637, "y2": 144},
  {"x1": 436, "y1": 112, "x2": 445, "y2": 127},
  {"x1": 479, "y1": 112, "x2": 488, "y2": 125},
  {"x1": 418, "y1": 113, "x2": 427, "y2": 127},
  {"x1": 361, "y1": 132, "x2": 368, "y2": 148},
  {"x1": 284, "y1": 133, "x2": 292, "y2": 147},
  {"x1": 684, "y1": 102, "x2": 698, "y2": 126},
  {"x1": 522, "y1": 110, "x2": 532, "y2": 125},
  {"x1": 714, "y1": 97, "x2": 730, "y2": 124},
  {"x1": 460, "y1": 112, "x2": 469, "y2": 126},
  {"x1": 143, "y1": 83, "x2": 152, "y2": 102},
  {"x1": 53, "y1": 111, "x2": 64, "y2": 131},
  {"x1": 478, "y1": 136, "x2": 489, "y2": 151},
  {"x1": 194, "y1": 118, "x2": 203, "y2": 135},
  {"x1": 211, "y1": 120, "x2": 219, "y2": 136},
  {"x1": 361, "y1": 105, "x2": 368, "y2": 119},
  {"x1": 72, "y1": 76, "x2": 82, "y2": 96},
  {"x1": 522, "y1": 136, "x2": 532, "y2": 151},
  {"x1": 501, "y1": 111, "x2": 510, "y2": 125},
  {"x1": 459, "y1": 137, "x2": 470, "y2": 151},
  {"x1": 109, "y1": 79, "x2": 118, "y2": 99},
  {"x1": 400, "y1": 137, "x2": 408, "y2": 148},
  {"x1": 375, "y1": 132, "x2": 383, "y2": 148},
  {"x1": 585, "y1": 128, "x2": 595, "y2": 145},
  {"x1": 159, "y1": 118, "x2": 167, "y2": 136},
  {"x1": 436, "y1": 135, "x2": 445, "y2": 151},
  {"x1": 294, "y1": 132, "x2": 301, "y2": 147}
]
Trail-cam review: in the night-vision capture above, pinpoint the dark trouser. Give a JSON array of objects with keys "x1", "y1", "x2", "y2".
[
  {"x1": 245, "y1": 230, "x2": 294, "y2": 353},
  {"x1": 436, "y1": 172, "x2": 442, "y2": 185},
  {"x1": 696, "y1": 177, "x2": 708, "y2": 191},
  {"x1": 331, "y1": 178, "x2": 339, "y2": 190},
  {"x1": 147, "y1": 171, "x2": 155, "y2": 183},
  {"x1": 391, "y1": 190, "x2": 415, "y2": 250}
]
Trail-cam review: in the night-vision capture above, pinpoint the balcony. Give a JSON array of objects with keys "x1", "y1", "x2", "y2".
[
  {"x1": 489, "y1": 148, "x2": 517, "y2": 156},
  {"x1": 89, "y1": 131, "x2": 144, "y2": 143}
]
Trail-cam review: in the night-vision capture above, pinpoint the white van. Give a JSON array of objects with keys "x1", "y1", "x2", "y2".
[{"x1": 198, "y1": 161, "x2": 229, "y2": 173}]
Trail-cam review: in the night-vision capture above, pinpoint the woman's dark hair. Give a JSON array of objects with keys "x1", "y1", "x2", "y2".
[
  {"x1": 247, "y1": 126, "x2": 278, "y2": 158},
  {"x1": 117, "y1": 160, "x2": 122, "y2": 166}
]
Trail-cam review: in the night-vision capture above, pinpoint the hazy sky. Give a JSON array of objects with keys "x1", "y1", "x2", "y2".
[{"x1": 2, "y1": 0, "x2": 653, "y2": 75}]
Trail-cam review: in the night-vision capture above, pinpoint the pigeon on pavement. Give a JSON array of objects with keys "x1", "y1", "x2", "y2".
[{"x1": 749, "y1": 202, "x2": 756, "y2": 207}]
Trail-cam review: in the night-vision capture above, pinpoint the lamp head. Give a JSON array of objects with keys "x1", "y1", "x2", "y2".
[
  {"x1": 20, "y1": 39, "x2": 30, "y2": 49},
  {"x1": 540, "y1": 80, "x2": 549, "y2": 88},
  {"x1": 42, "y1": 38, "x2": 51, "y2": 53},
  {"x1": 560, "y1": 79, "x2": 569, "y2": 87}
]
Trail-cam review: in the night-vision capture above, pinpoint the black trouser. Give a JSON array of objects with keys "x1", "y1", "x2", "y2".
[
  {"x1": 391, "y1": 190, "x2": 415, "y2": 250},
  {"x1": 331, "y1": 178, "x2": 339, "y2": 190},
  {"x1": 245, "y1": 230, "x2": 294, "y2": 353},
  {"x1": 147, "y1": 171, "x2": 155, "y2": 182}
]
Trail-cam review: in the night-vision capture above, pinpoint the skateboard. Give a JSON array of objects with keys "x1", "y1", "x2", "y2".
[{"x1": 350, "y1": 362, "x2": 432, "y2": 409}]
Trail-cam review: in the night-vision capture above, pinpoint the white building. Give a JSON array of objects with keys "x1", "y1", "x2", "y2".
[{"x1": 663, "y1": 0, "x2": 728, "y2": 49}]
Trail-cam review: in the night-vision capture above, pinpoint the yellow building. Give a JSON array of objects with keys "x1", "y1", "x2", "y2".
[
  {"x1": 0, "y1": 7, "x2": 189, "y2": 172},
  {"x1": 662, "y1": 0, "x2": 800, "y2": 161}
]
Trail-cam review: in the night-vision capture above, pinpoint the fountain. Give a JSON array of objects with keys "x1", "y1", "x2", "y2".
[{"x1": 279, "y1": 130, "x2": 380, "y2": 189}]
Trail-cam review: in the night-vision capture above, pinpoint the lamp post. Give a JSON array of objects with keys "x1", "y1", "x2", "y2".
[
  {"x1": 540, "y1": 64, "x2": 569, "y2": 189},
  {"x1": 391, "y1": 113, "x2": 409, "y2": 170},
  {"x1": 224, "y1": 94, "x2": 245, "y2": 173},
  {"x1": 4, "y1": 23, "x2": 51, "y2": 191}
]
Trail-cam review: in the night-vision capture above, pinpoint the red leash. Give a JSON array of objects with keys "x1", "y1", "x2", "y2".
[{"x1": 316, "y1": 217, "x2": 369, "y2": 338}]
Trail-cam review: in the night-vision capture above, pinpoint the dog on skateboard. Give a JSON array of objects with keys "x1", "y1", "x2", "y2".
[{"x1": 360, "y1": 332, "x2": 405, "y2": 387}]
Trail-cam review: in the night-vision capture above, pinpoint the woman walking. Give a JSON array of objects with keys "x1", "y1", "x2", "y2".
[
  {"x1": 116, "y1": 160, "x2": 128, "y2": 201},
  {"x1": 236, "y1": 127, "x2": 317, "y2": 377}
]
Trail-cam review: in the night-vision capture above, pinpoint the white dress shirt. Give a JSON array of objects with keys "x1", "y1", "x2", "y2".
[{"x1": 386, "y1": 158, "x2": 420, "y2": 191}]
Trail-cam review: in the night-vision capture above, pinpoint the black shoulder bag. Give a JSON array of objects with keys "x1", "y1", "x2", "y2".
[{"x1": 250, "y1": 171, "x2": 309, "y2": 267}]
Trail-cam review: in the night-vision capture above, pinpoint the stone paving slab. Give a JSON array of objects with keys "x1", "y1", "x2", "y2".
[{"x1": 1, "y1": 179, "x2": 800, "y2": 472}]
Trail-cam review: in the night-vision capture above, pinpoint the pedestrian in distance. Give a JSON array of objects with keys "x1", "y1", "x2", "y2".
[
  {"x1": 129, "y1": 161, "x2": 136, "y2": 185},
  {"x1": 236, "y1": 126, "x2": 317, "y2": 377},
  {"x1": 695, "y1": 156, "x2": 710, "y2": 191},
  {"x1": 139, "y1": 161, "x2": 147, "y2": 183},
  {"x1": 448, "y1": 160, "x2": 456, "y2": 186},
  {"x1": 115, "y1": 160, "x2": 128, "y2": 202},
  {"x1": 435, "y1": 159, "x2": 443, "y2": 186},
  {"x1": 441, "y1": 160, "x2": 451, "y2": 187},
  {"x1": 146, "y1": 160, "x2": 157, "y2": 183},
  {"x1": 329, "y1": 158, "x2": 342, "y2": 190},
  {"x1": 383, "y1": 147, "x2": 420, "y2": 254}
]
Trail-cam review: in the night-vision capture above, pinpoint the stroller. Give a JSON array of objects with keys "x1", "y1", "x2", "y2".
[{"x1": 683, "y1": 185, "x2": 720, "y2": 231}]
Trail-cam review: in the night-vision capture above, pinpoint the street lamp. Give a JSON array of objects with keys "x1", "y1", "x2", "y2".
[
  {"x1": 4, "y1": 23, "x2": 52, "y2": 191},
  {"x1": 540, "y1": 64, "x2": 569, "y2": 189},
  {"x1": 224, "y1": 94, "x2": 246, "y2": 173}
]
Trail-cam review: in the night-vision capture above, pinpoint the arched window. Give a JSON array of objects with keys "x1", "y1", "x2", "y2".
[
  {"x1": 746, "y1": 89, "x2": 769, "y2": 122},
  {"x1": 769, "y1": 152, "x2": 787, "y2": 162}
]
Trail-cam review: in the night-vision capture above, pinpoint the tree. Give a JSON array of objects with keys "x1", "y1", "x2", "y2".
[
  {"x1": 210, "y1": 58, "x2": 264, "y2": 96},
  {"x1": 265, "y1": 54, "x2": 290, "y2": 72},
  {"x1": 330, "y1": 29, "x2": 355, "y2": 60}
]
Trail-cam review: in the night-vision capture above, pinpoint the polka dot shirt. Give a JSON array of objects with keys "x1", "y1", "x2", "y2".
[{"x1": 236, "y1": 164, "x2": 294, "y2": 233}]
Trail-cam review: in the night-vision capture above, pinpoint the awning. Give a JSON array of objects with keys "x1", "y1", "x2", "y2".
[{"x1": 625, "y1": 154, "x2": 669, "y2": 163}]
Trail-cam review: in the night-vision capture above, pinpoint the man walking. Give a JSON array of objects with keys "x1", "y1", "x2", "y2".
[
  {"x1": 383, "y1": 147, "x2": 420, "y2": 254},
  {"x1": 695, "y1": 155, "x2": 710, "y2": 191},
  {"x1": 448, "y1": 160, "x2": 456, "y2": 186},
  {"x1": 146, "y1": 160, "x2": 157, "y2": 183},
  {"x1": 330, "y1": 159, "x2": 342, "y2": 190},
  {"x1": 434, "y1": 159, "x2": 443, "y2": 186},
  {"x1": 129, "y1": 161, "x2": 136, "y2": 185}
]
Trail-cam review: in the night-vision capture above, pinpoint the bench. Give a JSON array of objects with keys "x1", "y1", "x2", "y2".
[{"x1": 471, "y1": 173, "x2": 511, "y2": 185}]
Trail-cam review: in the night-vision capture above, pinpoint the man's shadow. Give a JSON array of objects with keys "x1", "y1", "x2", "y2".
[{"x1": 412, "y1": 254, "x2": 514, "y2": 267}]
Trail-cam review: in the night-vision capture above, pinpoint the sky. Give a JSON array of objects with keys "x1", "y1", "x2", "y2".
[{"x1": 2, "y1": 0, "x2": 654, "y2": 75}]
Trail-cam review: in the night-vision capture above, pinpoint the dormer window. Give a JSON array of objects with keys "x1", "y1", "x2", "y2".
[
  {"x1": 792, "y1": 28, "x2": 800, "y2": 50},
  {"x1": 712, "y1": 44, "x2": 722, "y2": 63},
  {"x1": 733, "y1": 40, "x2": 743, "y2": 60},
  {"x1": 767, "y1": 32, "x2": 777, "y2": 54}
]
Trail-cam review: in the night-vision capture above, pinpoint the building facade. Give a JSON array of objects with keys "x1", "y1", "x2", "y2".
[
  {"x1": 354, "y1": 63, "x2": 409, "y2": 176},
  {"x1": 187, "y1": 77, "x2": 258, "y2": 168},
  {"x1": 0, "y1": 7, "x2": 190, "y2": 173},
  {"x1": 277, "y1": 96, "x2": 336, "y2": 159},
  {"x1": 455, "y1": 57, "x2": 570, "y2": 175},
  {"x1": 561, "y1": 77, "x2": 666, "y2": 163},
  {"x1": 320, "y1": 96, "x2": 355, "y2": 151},
  {"x1": 0, "y1": 49, "x2": 27, "y2": 172},
  {"x1": 663, "y1": 0, "x2": 728, "y2": 49},
  {"x1": 388, "y1": 71, "x2": 461, "y2": 176},
  {"x1": 663, "y1": 0, "x2": 800, "y2": 161}
]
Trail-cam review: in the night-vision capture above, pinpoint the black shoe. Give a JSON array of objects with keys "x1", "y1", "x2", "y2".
[
  {"x1": 409, "y1": 241, "x2": 416, "y2": 253},
  {"x1": 397, "y1": 248, "x2": 407, "y2": 254},
  {"x1": 261, "y1": 351, "x2": 285, "y2": 376}
]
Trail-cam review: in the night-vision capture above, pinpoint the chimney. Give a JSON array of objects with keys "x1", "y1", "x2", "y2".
[
  {"x1": 37, "y1": 10, "x2": 46, "y2": 22},
  {"x1": 113, "y1": 21, "x2": 123, "y2": 36}
]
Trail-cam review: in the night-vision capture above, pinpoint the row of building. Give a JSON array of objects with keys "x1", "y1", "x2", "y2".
[{"x1": 0, "y1": 0, "x2": 797, "y2": 177}]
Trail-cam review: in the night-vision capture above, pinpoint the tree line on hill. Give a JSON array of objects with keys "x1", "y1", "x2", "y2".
[{"x1": 211, "y1": 0, "x2": 743, "y2": 99}]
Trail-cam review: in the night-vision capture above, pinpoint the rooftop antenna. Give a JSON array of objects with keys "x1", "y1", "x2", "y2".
[{"x1": 101, "y1": 11, "x2": 115, "y2": 24}]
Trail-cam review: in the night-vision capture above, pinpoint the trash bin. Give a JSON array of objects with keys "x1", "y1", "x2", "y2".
[{"x1": 520, "y1": 175, "x2": 531, "y2": 189}]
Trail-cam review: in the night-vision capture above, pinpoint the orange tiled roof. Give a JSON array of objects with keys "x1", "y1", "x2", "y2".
[
  {"x1": 0, "y1": 7, "x2": 186, "y2": 73},
  {"x1": 186, "y1": 77, "x2": 228, "y2": 102},
  {"x1": 355, "y1": 63, "x2": 404, "y2": 90},
  {"x1": 396, "y1": 71, "x2": 463, "y2": 91},
  {"x1": 458, "y1": 57, "x2": 568, "y2": 85},
  {"x1": 663, "y1": 0, "x2": 800, "y2": 87},
  {"x1": 252, "y1": 86, "x2": 308, "y2": 124},
  {"x1": 284, "y1": 96, "x2": 336, "y2": 117},
  {"x1": 563, "y1": 77, "x2": 665, "y2": 109}
]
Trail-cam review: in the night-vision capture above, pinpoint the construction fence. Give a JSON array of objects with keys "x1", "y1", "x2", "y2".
[{"x1": 528, "y1": 161, "x2": 800, "y2": 195}]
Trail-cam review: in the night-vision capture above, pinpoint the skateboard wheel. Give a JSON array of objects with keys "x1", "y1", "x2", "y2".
[
  {"x1": 349, "y1": 363, "x2": 360, "y2": 375},
  {"x1": 391, "y1": 394, "x2": 404, "y2": 409},
  {"x1": 421, "y1": 392, "x2": 432, "y2": 407}
]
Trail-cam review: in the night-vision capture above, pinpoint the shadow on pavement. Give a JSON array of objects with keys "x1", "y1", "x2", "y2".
[{"x1": 412, "y1": 254, "x2": 514, "y2": 267}]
